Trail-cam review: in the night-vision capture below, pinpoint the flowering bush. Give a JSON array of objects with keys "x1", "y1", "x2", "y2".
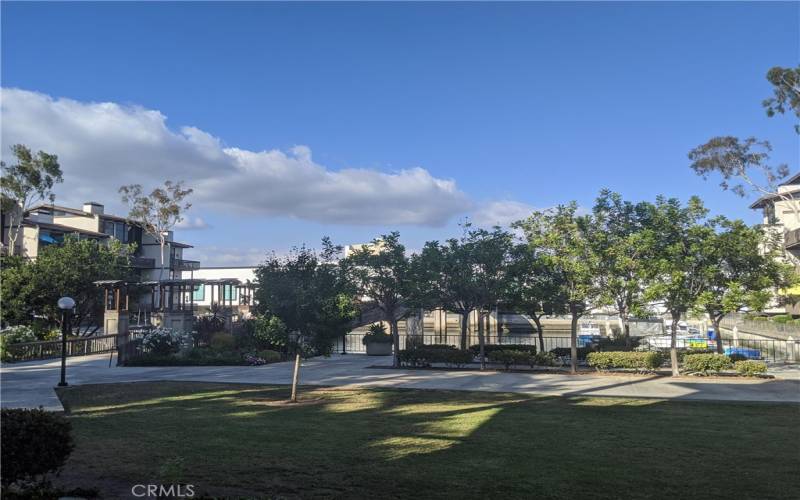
[
  {"x1": 0, "y1": 326, "x2": 39, "y2": 361},
  {"x1": 243, "y1": 349, "x2": 282, "y2": 365},
  {"x1": 142, "y1": 328, "x2": 183, "y2": 356}
]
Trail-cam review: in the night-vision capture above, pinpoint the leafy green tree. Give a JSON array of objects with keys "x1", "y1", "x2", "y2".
[
  {"x1": 763, "y1": 65, "x2": 800, "y2": 133},
  {"x1": 643, "y1": 197, "x2": 714, "y2": 376},
  {"x1": 342, "y1": 232, "x2": 411, "y2": 367},
  {"x1": 254, "y1": 238, "x2": 355, "y2": 402},
  {"x1": 0, "y1": 144, "x2": 63, "y2": 256},
  {"x1": 506, "y1": 243, "x2": 566, "y2": 353},
  {"x1": 411, "y1": 224, "x2": 513, "y2": 362},
  {"x1": 119, "y1": 181, "x2": 193, "y2": 279},
  {"x1": 253, "y1": 238, "x2": 356, "y2": 357},
  {"x1": 695, "y1": 218, "x2": 793, "y2": 353},
  {"x1": 591, "y1": 190, "x2": 654, "y2": 343},
  {"x1": 513, "y1": 203, "x2": 604, "y2": 373},
  {"x1": 0, "y1": 237, "x2": 132, "y2": 334}
]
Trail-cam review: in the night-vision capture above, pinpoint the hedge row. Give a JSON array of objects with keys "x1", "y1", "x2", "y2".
[
  {"x1": 586, "y1": 351, "x2": 665, "y2": 371},
  {"x1": 398, "y1": 347, "x2": 473, "y2": 368},
  {"x1": 682, "y1": 353, "x2": 733, "y2": 375},
  {"x1": 550, "y1": 347, "x2": 593, "y2": 360},
  {"x1": 469, "y1": 344, "x2": 537, "y2": 356},
  {"x1": 734, "y1": 360, "x2": 768, "y2": 376},
  {"x1": 487, "y1": 350, "x2": 555, "y2": 370}
]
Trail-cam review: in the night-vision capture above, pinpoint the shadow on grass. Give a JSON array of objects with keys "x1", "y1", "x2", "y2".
[{"x1": 56, "y1": 381, "x2": 800, "y2": 500}]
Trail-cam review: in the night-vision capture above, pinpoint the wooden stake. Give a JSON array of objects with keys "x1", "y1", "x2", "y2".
[{"x1": 290, "y1": 353, "x2": 301, "y2": 402}]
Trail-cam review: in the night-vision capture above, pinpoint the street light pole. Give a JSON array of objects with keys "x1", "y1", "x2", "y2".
[{"x1": 57, "y1": 296, "x2": 75, "y2": 387}]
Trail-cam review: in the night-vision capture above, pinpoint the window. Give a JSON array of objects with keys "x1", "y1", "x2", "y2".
[
  {"x1": 103, "y1": 220, "x2": 128, "y2": 242},
  {"x1": 193, "y1": 284, "x2": 205, "y2": 301},
  {"x1": 223, "y1": 284, "x2": 238, "y2": 301},
  {"x1": 103, "y1": 220, "x2": 115, "y2": 236}
]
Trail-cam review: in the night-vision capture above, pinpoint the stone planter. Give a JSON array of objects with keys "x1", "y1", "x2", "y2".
[{"x1": 365, "y1": 341, "x2": 393, "y2": 356}]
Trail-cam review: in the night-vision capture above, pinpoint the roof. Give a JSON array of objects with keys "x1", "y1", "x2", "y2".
[
  {"x1": 781, "y1": 172, "x2": 800, "y2": 186},
  {"x1": 749, "y1": 189, "x2": 800, "y2": 209},
  {"x1": 28, "y1": 204, "x2": 93, "y2": 217},
  {"x1": 23, "y1": 219, "x2": 110, "y2": 238}
]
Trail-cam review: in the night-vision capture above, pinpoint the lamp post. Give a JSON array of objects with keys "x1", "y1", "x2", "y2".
[{"x1": 57, "y1": 296, "x2": 75, "y2": 387}]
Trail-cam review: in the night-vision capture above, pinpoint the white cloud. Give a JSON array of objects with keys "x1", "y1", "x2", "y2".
[
  {"x1": 1, "y1": 88, "x2": 471, "y2": 226},
  {"x1": 471, "y1": 200, "x2": 536, "y2": 227},
  {"x1": 175, "y1": 216, "x2": 210, "y2": 230}
]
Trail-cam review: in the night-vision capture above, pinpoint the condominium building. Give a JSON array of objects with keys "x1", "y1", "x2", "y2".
[
  {"x1": 1, "y1": 201, "x2": 199, "y2": 281},
  {"x1": 750, "y1": 172, "x2": 800, "y2": 313}
]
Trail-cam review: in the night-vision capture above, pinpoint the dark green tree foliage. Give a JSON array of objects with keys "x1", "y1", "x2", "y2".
[
  {"x1": 1, "y1": 408, "x2": 74, "y2": 487},
  {"x1": 763, "y1": 65, "x2": 800, "y2": 133},
  {"x1": 507, "y1": 243, "x2": 567, "y2": 352},
  {"x1": 0, "y1": 237, "x2": 132, "y2": 333},
  {"x1": 253, "y1": 238, "x2": 356, "y2": 356},
  {"x1": 591, "y1": 190, "x2": 654, "y2": 343},
  {"x1": 342, "y1": 232, "x2": 411, "y2": 367},
  {"x1": 0, "y1": 144, "x2": 63, "y2": 256},
  {"x1": 695, "y1": 218, "x2": 793, "y2": 353},
  {"x1": 513, "y1": 203, "x2": 604, "y2": 374},
  {"x1": 643, "y1": 197, "x2": 715, "y2": 376}
]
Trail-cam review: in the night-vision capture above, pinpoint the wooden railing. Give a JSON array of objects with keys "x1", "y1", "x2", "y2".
[{"x1": 3, "y1": 334, "x2": 120, "y2": 362}]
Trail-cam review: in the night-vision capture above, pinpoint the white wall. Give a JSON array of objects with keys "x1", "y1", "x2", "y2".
[{"x1": 181, "y1": 266, "x2": 257, "y2": 307}]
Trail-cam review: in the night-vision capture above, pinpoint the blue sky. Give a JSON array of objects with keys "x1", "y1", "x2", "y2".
[{"x1": 2, "y1": 1, "x2": 798, "y2": 265}]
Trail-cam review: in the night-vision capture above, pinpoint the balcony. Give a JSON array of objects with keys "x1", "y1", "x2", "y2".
[
  {"x1": 172, "y1": 258, "x2": 201, "y2": 272},
  {"x1": 785, "y1": 228, "x2": 800, "y2": 250},
  {"x1": 129, "y1": 256, "x2": 156, "y2": 269}
]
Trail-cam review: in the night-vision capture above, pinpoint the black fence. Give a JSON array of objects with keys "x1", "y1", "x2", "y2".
[{"x1": 336, "y1": 332, "x2": 800, "y2": 362}]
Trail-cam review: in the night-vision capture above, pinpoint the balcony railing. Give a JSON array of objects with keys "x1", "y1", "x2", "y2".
[
  {"x1": 785, "y1": 228, "x2": 800, "y2": 250},
  {"x1": 129, "y1": 256, "x2": 156, "y2": 268},
  {"x1": 172, "y1": 258, "x2": 201, "y2": 271}
]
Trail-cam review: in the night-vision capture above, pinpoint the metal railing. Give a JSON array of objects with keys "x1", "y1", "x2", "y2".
[
  {"x1": 336, "y1": 333, "x2": 800, "y2": 362},
  {"x1": 3, "y1": 334, "x2": 120, "y2": 362}
]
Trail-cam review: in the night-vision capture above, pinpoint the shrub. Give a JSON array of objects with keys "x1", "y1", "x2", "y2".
[
  {"x1": 398, "y1": 347, "x2": 473, "y2": 368},
  {"x1": 252, "y1": 315, "x2": 289, "y2": 350},
  {"x1": 550, "y1": 347, "x2": 592, "y2": 360},
  {"x1": 727, "y1": 353, "x2": 748, "y2": 363},
  {"x1": 487, "y1": 350, "x2": 532, "y2": 370},
  {"x1": 127, "y1": 348, "x2": 244, "y2": 366},
  {"x1": 243, "y1": 353, "x2": 268, "y2": 365},
  {"x1": 469, "y1": 344, "x2": 536, "y2": 356},
  {"x1": 257, "y1": 349, "x2": 283, "y2": 363},
  {"x1": 1, "y1": 408, "x2": 74, "y2": 487},
  {"x1": 363, "y1": 323, "x2": 393, "y2": 345},
  {"x1": 735, "y1": 360, "x2": 768, "y2": 376},
  {"x1": 586, "y1": 351, "x2": 665, "y2": 371},
  {"x1": 770, "y1": 314, "x2": 794, "y2": 324},
  {"x1": 531, "y1": 352, "x2": 557, "y2": 367},
  {"x1": 194, "y1": 315, "x2": 225, "y2": 346},
  {"x1": 595, "y1": 337, "x2": 640, "y2": 352},
  {"x1": 0, "y1": 325, "x2": 39, "y2": 361},
  {"x1": 209, "y1": 333, "x2": 236, "y2": 352},
  {"x1": 683, "y1": 353, "x2": 733, "y2": 375},
  {"x1": 142, "y1": 328, "x2": 183, "y2": 356}
]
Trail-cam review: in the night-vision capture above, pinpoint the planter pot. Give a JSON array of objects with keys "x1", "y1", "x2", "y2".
[{"x1": 365, "y1": 341, "x2": 393, "y2": 356}]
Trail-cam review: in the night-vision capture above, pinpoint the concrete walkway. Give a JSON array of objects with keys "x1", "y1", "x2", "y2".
[{"x1": 2, "y1": 354, "x2": 799, "y2": 411}]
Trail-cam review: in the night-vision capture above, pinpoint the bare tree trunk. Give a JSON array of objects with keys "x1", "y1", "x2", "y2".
[
  {"x1": 158, "y1": 240, "x2": 166, "y2": 280},
  {"x1": 670, "y1": 311, "x2": 680, "y2": 377},
  {"x1": 390, "y1": 318, "x2": 401, "y2": 368},
  {"x1": 624, "y1": 322, "x2": 631, "y2": 348},
  {"x1": 532, "y1": 314, "x2": 545, "y2": 353},
  {"x1": 570, "y1": 309, "x2": 579, "y2": 374},
  {"x1": 713, "y1": 317, "x2": 724, "y2": 354},
  {"x1": 459, "y1": 312, "x2": 469, "y2": 350},
  {"x1": 290, "y1": 353, "x2": 301, "y2": 402},
  {"x1": 478, "y1": 309, "x2": 486, "y2": 370}
]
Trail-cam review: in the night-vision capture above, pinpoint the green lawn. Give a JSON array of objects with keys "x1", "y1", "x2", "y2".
[{"x1": 56, "y1": 382, "x2": 799, "y2": 499}]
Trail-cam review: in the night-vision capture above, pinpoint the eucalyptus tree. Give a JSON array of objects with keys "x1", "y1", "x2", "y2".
[
  {"x1": 507, "y1": 243, "x2": 567, "y2": 353},
  {"x1": 763, "y1": 65, "x2": 800, "y2": 133},
  {"x1": 342, "y1": 232, "x2": 411, "y2": 368},
  {"x1": 695, "y1": 218, "x2": 792, "y2": 354},
  {"x1": 0, "y1": 144, "x2": 63, "y2": 256},
  {"x1": 513, "y1": 203, "x2": 604, "y2": 374},
  {"x1": 643, "y1": 196, "x2": 715, "y2": 376},
  {"x1": 119, "y1": 180, "x2": 193, "y2": 279},
  {"x1": 591, "y1": 190, "x2": 654, "y2": 344}
]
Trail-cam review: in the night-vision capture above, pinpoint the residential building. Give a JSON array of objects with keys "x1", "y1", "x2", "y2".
[
  {"x1": 1, "y1": 201, "x2": 200, "y2": 281},
  {"x1": 181, "y1": 266, "x2": 257, "y2": 313},
  {"x1": 750, "y1": 172, "x2": 800, "y2": 314}
]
